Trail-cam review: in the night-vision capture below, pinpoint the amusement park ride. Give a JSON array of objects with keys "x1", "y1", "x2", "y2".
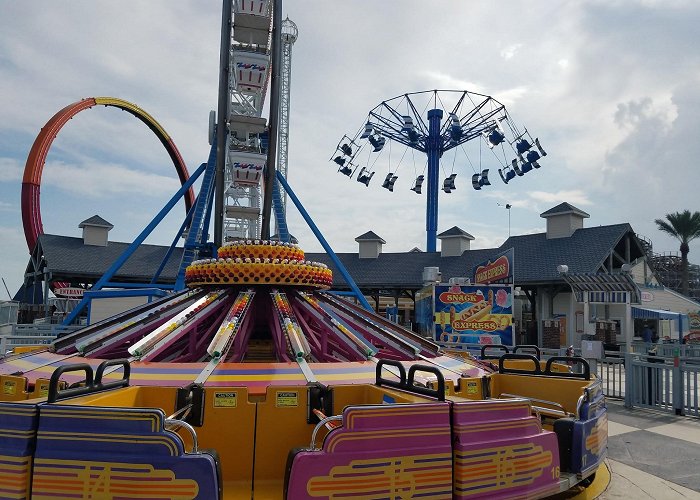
[
  {"x1": 1, "y1": 2, "x2": 607, "y2": 499},
  {"x1": 330, "y1": 91, "x2": 548, "y2": 251}
]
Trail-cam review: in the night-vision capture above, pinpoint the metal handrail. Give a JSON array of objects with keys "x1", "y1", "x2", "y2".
[
  {"x1": 165, "y1": 418, "x2": 199, "y2": 454},
  {"x1": 499, "y1": 392, "x2": 572, "y2": 418},
  {"x1": 310, "y1": 415, "x2": 343, "y2": 450}
]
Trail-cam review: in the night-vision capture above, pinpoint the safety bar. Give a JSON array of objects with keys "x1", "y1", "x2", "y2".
[
  {"x1": 165, "y1": 418, "x2": 199, "y2": 453},
  {"x1": 513, "y1": 345, "x2": 541, "y2": 359},
  {"x1": 497, "y1": 353, "x2": 542, "y2": 375},
  {"x1": 500, "y1": 392, "x2": 571, "y2": 418},
  {"x1": 481, "y1": 345, "x2": 509, "y2": 359},
  {"x1": 47, "y1": 359, "x2": 131, "y2": 403},
  {"x1": 375, "y1": 360, "x2": 446, "y2": 401},
  {"x1": 310, "y1": 415, "x2": 344, "y2": 450},
  {"x1": 94, "y1": 358, "x2": 130, "y2": 390},
  {"x1": 544, "y1": 356, "x2": 590, "y2": 380},
  {"x1": 48, "y1": 363, "x2": 94, "y2": 403},
  {"x1": 408, "y1": 365, "x2": 445, "y2": 401},
  {"x1": 375, "y1": 359, "x2": 407, "y2": 390}
]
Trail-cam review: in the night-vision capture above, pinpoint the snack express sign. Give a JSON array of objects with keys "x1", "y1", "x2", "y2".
[{"x1": 433, "y1": 284, "x2": 513, "y2": 345}]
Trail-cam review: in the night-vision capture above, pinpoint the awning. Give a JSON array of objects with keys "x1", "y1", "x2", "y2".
[{"x1": 632, "y1": 306, "x2": 683, "y2": 321}]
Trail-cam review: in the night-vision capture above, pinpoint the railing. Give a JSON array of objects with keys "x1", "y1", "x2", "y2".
[
  {"x1": 624, "y1": 349, "x2": 700, "y2": 417},
  {"x1": 0, "y1": 323, "x2": 81, "y2": 356}
]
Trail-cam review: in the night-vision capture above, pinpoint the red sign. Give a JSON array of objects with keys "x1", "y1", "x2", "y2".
[
  {"x1": 54, "y1": 287, "x2": 84, "y2": 298},
  {"x1": 474, "y1": 255, "x2": 510, "y2": 284}
]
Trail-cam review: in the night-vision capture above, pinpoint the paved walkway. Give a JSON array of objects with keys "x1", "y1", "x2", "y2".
[{"x1": 600, "y1": 399, "x2": 700, "y2": 498}]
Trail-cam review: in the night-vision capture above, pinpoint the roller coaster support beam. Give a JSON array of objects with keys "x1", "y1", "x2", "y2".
[
  {"x1": 426, "y1": 109, "x2": 443, "y2": 252},
  {"x1": 214, "y1": 0, "x2": 232, "y2": 247},
  {"x1": 261, "y1": 0, "x2": 283, "y2": 239},
  {"x1": 62, "y1": 163, "x2": 207, "y2": 326},
  {"x1": 276, "y1": 171, "x2": 373, "y2": 312}
]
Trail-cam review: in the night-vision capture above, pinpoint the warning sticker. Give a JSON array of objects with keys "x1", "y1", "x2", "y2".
[
  {"x1": 213, "y1": 392, "x2": 238, "y2": 408},
  {"x1": 276, "y1": 391, "x2": 298, "y2": 407},
  {"x1": 466, "y1": 381, "x2": 478, "y2": 395},
  {"x1": 3, "y1": 380, "x2": 17, "y2": 395},
  {"x1": 38, "y1": 382, "x2": 49, "y2": 397}
]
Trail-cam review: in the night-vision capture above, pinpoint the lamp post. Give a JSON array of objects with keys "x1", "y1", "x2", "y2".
[
  {"x1": 498, "y1": 202, "x2": 512, "y2": 237},
  {"x1": 331, "y1": 90, "x2": 546, "y2": 252}
]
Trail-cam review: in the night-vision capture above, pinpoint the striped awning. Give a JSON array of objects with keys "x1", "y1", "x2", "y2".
[
  {"x1": 632, "y1": 306, "x2": 683, "y2": 321},
  {"x1": 561, "y1": 272, "x2": 641, "y2": 303}
]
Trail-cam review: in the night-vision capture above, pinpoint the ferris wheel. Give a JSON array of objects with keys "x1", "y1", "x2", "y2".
[{"x1": 330, "y1": 89, "x2": 547, "y2": 251}]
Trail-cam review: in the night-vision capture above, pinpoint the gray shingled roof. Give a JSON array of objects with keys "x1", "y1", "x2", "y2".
[
  {"x1": 308, "y1": 223, "x2": 643, "y2": 289},
  {"x1": 498, "y1": 223, "x2": 639, "y2": 284},
  {"x1": 37, "y1": 234, "x2": 182, "y2": 283},
  {"x1": 540, "y1": 202, "x2": 590, "y2": 218},
  {"x1": 78, "y1": 215, "x2": 114, "y2": 229},
  {"x1": 437, "y1": 226, "x2": 474, "y2": 239},
  {"x1": 33, "y1": 223, "x2": 644, "y2": 291},
  {"x1": 354, "y1": 231, "x2": 386, "y2": 243}
]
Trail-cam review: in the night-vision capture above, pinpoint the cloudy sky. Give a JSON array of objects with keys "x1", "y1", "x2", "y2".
[{"x1": 1, "y1": 0, "x2": 699, "y2": 299}]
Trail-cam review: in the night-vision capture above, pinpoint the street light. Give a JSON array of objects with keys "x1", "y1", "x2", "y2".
[{"x1": 498, "y1": 202, "x2": 512, "y2": 237}]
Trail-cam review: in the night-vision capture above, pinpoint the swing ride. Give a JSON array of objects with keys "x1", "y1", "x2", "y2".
[
  {"x1": 0, "y1": 1, "x2": 607, "y2": 499},
  {"x1": 330, "y1": 90, "x2": 547, "y2": 252}
]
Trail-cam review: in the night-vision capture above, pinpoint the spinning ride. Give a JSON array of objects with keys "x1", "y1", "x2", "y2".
[{"x1": 0, "y1": 239, "x2": 607, "y2": 499}]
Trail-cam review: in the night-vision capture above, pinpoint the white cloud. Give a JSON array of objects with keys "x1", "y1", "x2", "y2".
[
  {"x1": 500, "y1": 44, "x2": 522, "y2": 60},
  {"x1": 0, "y1": 158, "x2": 23, "y2": 182},
  {"x1": 42, "y1": 160, "x2": 180, "y2": 198}
]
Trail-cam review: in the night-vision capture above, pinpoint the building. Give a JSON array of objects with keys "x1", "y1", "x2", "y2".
[{"x1": 21, "y1": 204, "x2": 700, "y2": 347}]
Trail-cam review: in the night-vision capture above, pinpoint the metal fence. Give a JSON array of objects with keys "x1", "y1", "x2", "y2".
[
  {"x1": 624, "y1": 349, "x2": 700, "y2": 417},
  {"x1": 0, "y1": 323, "x2": 81, "y2": 356}
]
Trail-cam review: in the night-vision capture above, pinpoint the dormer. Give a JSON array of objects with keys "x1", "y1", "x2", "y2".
[
  {"x1": 540, "y1": 202, "x2": 590, "y2": 239},
  {"x1": 78, "y1": 215, "x2": 113, "y2": 247},
  {"x1": 355, "y1": 231, "x2": 385, "y2": 259},
  {"x1": 437, "y1": 226, "x2": 474, "y2": 256}
]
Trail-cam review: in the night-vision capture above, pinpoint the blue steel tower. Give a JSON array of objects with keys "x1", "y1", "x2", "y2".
[{"x1": 331, "y1": 90, "x2": 547, "y2": 252}]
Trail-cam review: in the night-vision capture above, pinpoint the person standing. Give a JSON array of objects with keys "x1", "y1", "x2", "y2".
[{"x1": 642, "y1": 323, "x2": 653, "y2": 343}]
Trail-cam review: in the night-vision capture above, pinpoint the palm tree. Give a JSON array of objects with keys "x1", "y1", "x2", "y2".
[{"x1": 654, "y1": 210, "x2": 700, "y2": 296}]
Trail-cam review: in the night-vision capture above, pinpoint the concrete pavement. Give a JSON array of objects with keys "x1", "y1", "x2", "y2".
[{"x1": 600, "y1": 399, "x2": 700, "y2": 498}]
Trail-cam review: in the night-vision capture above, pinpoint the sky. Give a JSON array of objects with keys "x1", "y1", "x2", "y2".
[{"x1": 1, "y1": 0, "x2": 699, "y2": 300}]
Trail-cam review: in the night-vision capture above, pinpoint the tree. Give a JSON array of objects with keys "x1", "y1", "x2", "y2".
[{"x1": 654, "y1": 210, "x2": 700, "y2": 296}]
